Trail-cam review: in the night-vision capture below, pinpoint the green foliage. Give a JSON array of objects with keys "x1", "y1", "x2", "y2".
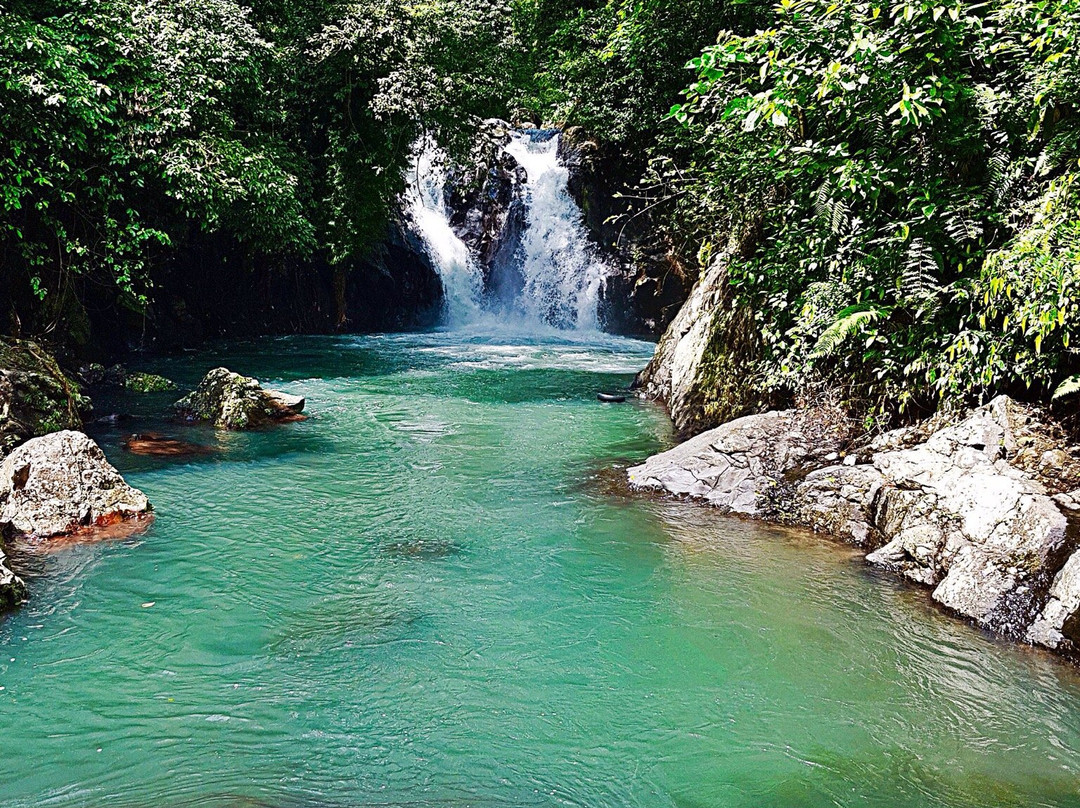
[
  {"x1": 661, "y1": 0, "x2": 1080, "y2": 415},
  {"x1": 124, "y1": 372, "x2": 177, "y2": 393},
  {"x1": 0, "y1": 0, "x2": 524, "y2": 337}
]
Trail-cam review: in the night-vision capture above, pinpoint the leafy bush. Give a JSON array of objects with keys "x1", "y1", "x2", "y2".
[{"x1": 662, "y1": 0, "x2": 1080, "y2": 416}]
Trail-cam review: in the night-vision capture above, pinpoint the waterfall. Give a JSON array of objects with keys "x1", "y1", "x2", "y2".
[
  {"x1": 502, "y1": 131, "x2": 612, "y2": 331},
  {"x1": 406, "y1": 130, "x2": 614, "y2": 331},
  {"x1": 404, "y1": 143, "x2": 484, "y2": 327}
]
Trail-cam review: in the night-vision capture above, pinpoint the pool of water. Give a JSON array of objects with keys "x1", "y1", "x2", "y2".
[{"x1": 3, "y1": 329, "x2": 1080, "y2": 808}]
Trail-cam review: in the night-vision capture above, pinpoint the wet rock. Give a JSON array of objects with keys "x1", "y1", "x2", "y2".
[
  {"x1": 174, "y1": 368, "x2": 304, "y2": 430},
  {"x1": 558, "y1": 127, "x2": 693, "y2": 336},
  {"x1": 124, "y1": 372, "x2": 177, "y2": 393},
  {"x1": 445, "y1": 118, "x2": 529, "y2": 297},
  {"x1": 0, "y1": 548, "x2": 28, "y2": 610},
  {"x1": 123, "y1": 432, "x2": 215, "y2": 458},
  {"x1": 627, "y1": 408, "x2": 849, "y2": 517},
  {"x1": 0, "y1": 339, "x2": 89, "y2": 456},
  {"x1": 266, "y1": 391, "x2": 305, "y2": 414},
  {"x1": 0, "y1": 430, "x2": 151, "y2": 538},
  {"x1": 79, "y1": 364, "x2": 177, "y2": 394},
  {"x1": 628, "y1": 393, "x2": 1080, "y2": 653},
  {"x1": 93, "y1": 413, "x2": 132, "y2": 426},
  {"x1": 77, "y1": 362, "x2": 127, "y2": 387}
]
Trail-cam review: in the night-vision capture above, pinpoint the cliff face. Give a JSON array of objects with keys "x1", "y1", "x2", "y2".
[
  {"x1": 442, "y1": 123, "x2": 694, "y2": 338},
  {"x1": 83, "y1": 218, "x2": 444, "y2": 355},
  {"x1": 633, "y1": 246, "x2": 767, "y2": 437},
  {"x1": 557, "y1": 128, "x2": 693, "y2": 337}
]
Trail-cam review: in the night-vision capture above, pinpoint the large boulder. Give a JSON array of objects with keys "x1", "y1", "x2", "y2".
[
  {"x1": 633, "y1": 247, "x2": 766, "y2": 435},
  {"x1": 628, "y1": 393, "x2": 1080, "y2": 655},
  {"x1": 627, "y1": 408, "x2": 850, "y2": 518},
  {"x1": 174, "y1": 368, "x2": 305, "y2": 430},
  {"x1": 794, "y1": 396, "x2": 1077, "y2": 639},
  {"x1": 0, "y1": 430, "x2": 150, "y2": 538},
  {"x1": 0, "y1": 339, "x2": 88, "y2": 456}
]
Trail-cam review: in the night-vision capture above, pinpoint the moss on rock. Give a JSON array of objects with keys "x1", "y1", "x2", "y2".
[
  {"x1": 124, "y1": 372, "x2": 177, "y2": 393},
  {"x1": 0, "y1": 338, "x2": 89, "y2": 456},
  {"x1": 174, "y1": 367, "x2": 300, "y2": 430}
]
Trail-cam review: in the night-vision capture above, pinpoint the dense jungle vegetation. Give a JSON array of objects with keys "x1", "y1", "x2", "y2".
[{"x1": 3, "y1": 0, "x2": 1080, "y2": 421}]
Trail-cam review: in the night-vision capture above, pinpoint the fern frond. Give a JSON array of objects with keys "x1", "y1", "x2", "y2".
[
  {"x1": 1053, "y1": 374, "x2": 1080, "y2": 401},
  {"x1": 900, "y1": 238, "x2": 940, "y2": 302},
  {"x1": 811, "y1": 305, "x2": 885, "y2": 359}
]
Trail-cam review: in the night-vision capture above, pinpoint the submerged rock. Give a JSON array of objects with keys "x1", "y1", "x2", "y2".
[
  {"x1": 0, "y1": 338, "x2": 89, "y2": 456},
  {"x1": 123, "y1": 432, "x2": 215, "y2": 458},
  {"x1": 627, "y1": 394, "x2": 1080, "y2": 657},
  {"x1": 174, "y1": 368, "x2": 305, "y2": 430},
  {"x1": 0, "y1": 430, "x2": 151, "y2": 539}
]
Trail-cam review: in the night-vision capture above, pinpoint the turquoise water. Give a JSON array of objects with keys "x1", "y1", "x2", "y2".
[{"x1": 3, "y1": 330, "x2": 1080, "y2": 808}]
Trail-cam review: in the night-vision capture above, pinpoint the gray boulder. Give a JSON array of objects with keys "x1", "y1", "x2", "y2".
[
  {"x1": 174, "y1": 368, "x2": 304, "y2": 430},
  {"x1": 627, "y1": 409, "x2": 849, "y2": 517},
  {"x1": 797, "y1": 396, "x2": 1071, "y2": 638},
  {"x1": 628, "y1": 393, "x2": 1080, "y2": 652},
  {"x1": 1027, "y1": 552, "x2": 1080, "y2": 651},
  {"x1": 0, "y1": 430, "x2": 151, "y2": 538}
]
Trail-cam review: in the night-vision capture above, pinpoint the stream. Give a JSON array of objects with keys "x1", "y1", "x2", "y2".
[{"x1": 3, "y1": 329, "x2": 1080, "y2": 807}]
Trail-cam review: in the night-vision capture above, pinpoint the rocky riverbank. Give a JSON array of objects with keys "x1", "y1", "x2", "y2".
[
  {"x1": 0, "y1": 342, "x2": 308, "y2": 610},
  {"x1": 628, "y1": 396, "x2": 1080, "y2": 660}
]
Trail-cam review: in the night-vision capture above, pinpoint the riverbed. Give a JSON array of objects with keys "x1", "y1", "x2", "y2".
[{"x1": 3, "y1": 330, "x2": 1080, "y2": 808}]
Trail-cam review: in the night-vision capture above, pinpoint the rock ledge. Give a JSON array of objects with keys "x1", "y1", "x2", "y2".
[{"x1": 629, "y1": 396, "x2": 1080, "y2": 659}]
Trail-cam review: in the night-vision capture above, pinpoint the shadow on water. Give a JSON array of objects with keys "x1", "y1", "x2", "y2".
[{"x1": 268, "y1": 591, "x2": 429, "y2": 657}]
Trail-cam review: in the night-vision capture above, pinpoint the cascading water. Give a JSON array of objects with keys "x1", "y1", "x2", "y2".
[
  {"x1": 406, "y1": 130, "x2": 614, "y2": 331},
  {"x1": 405, "y1": 143, "x2": 484, "y2": 327},
  {"x1": 502, "y1": 131, "x2": 612, "y2": 331}
]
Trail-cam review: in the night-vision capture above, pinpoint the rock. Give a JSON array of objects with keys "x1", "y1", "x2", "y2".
[
  {"x1": 796, "y1": 465, "x2": 884, "y2": 547},
  {"x1": 123, "y1": 432, "x2": 215, "y2": 458},
  {"x1": 174, "y1": 368, "x2": 304, "y2": 430},
  {"x1": 445, "y1": 119, "x2": 529, "y2": 300},
  {"x1": 627, "y1": 408, "x2": 849, "y2": 517},
  {"x1": 557, "y1": 128, "x2": 693, "y2": 337},
  {"x1": 79, "y1": 364, "x2": 177, "y2": 394},
  {"x1": 0, "y1": 430, "x2": 151, "y2": 538},
  {"x1": 266, "y1": 391, "x2": 305, "y2": 413},
  {"x1": 795, "y1": 396, "x2": 1072, "y2": 638},
  {"x1": 0, "y1": 339, "x2": 89, "y2": 456},
  {"x1": 0, "y1": 549, "x2": 28, "y2": 610},
  {"x1": 633, "y1": 248, "x2": 763, "y2": 435},
  {"x1": 628, "y1": 393, "x2": 1080, "y2": 652},
  {"x1": 124, "y1": 372, "x2": 177, "y2": 393},
  {"x1": 77, "y1": 363, "x2": 127, "y2": 387},
  {"x1": 1027, "y1": 551, "x2": 1080, "y2": 651}
]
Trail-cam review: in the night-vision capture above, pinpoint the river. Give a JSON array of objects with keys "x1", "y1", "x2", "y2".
[{"x1": 3, "y1": 328, "x2": 1080, "y2": 807}]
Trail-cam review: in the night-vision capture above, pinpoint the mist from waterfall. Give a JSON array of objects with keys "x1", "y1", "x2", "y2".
[{"x1": 406, "y1": 131, "x2": 613, "y2": 332}]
